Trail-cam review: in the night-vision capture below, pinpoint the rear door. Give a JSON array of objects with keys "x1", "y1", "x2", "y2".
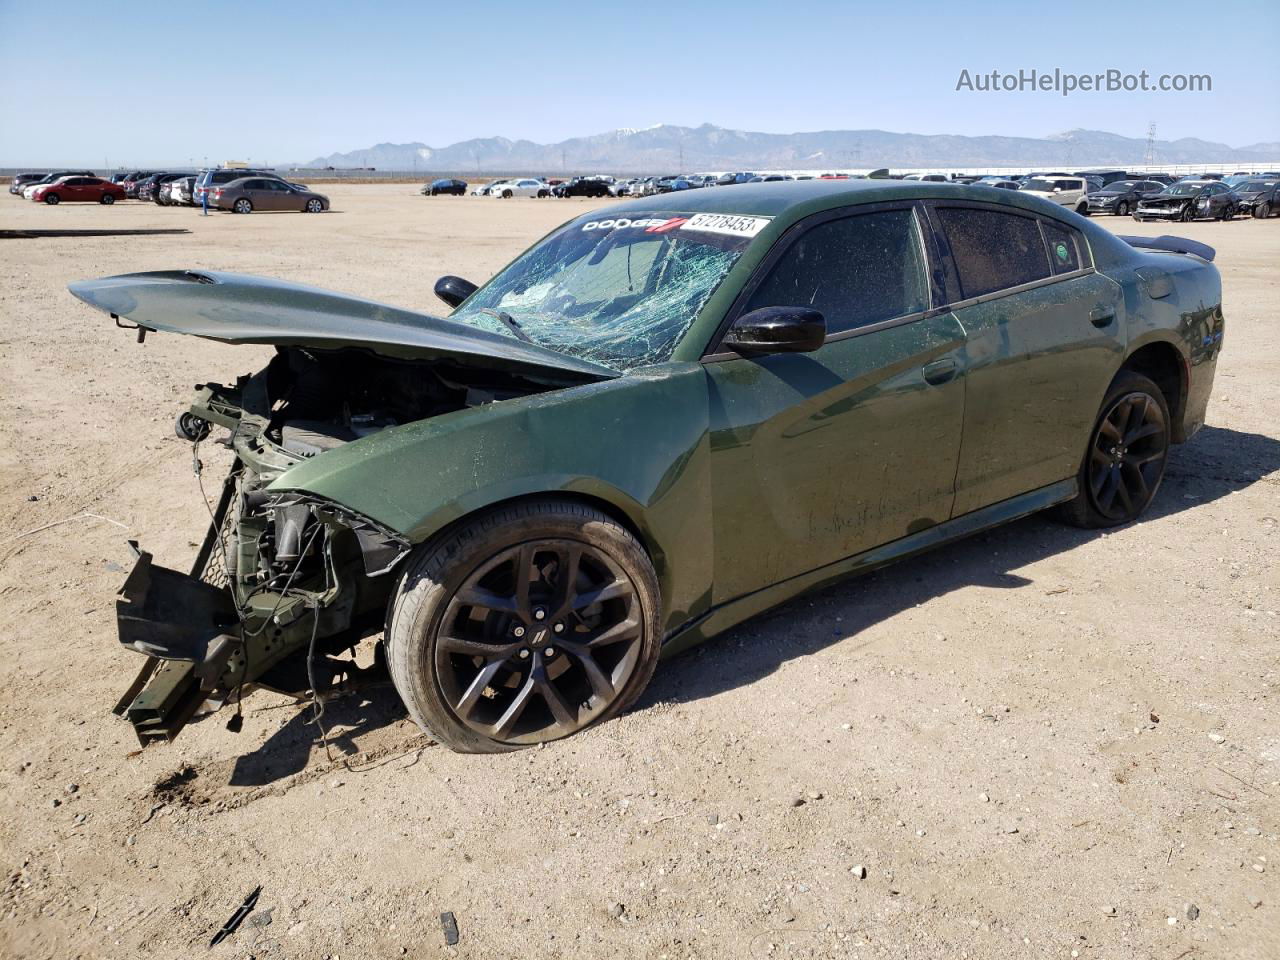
[
  {"x1": 703, "y1": 202, "x2": 968, "y2": 601},
  {"x1": 924, "y1": 202, "x2": 1126, "y2": 515}
]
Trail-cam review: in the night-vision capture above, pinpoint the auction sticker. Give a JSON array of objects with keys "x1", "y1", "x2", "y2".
[{"x1": 680, "y1": 213, "x2": 772, "y2": 238}]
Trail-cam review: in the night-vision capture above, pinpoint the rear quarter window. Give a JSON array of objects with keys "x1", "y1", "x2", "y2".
[
  {"x1": 1040, "y1": 220, "x2": 1083, "y2": 275},
  {"x1": 935, "y1": 207, "x2": 1052, "y2": 299}
]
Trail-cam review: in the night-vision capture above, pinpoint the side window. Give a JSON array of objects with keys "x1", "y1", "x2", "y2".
[
  {"x1": 1040, "y1": 220, "x2": 1082, "y2": 275},
  {"x1": 745, "y1": 209, "x2": 929, "y2": 336},
  {"x1": 935, "y1": 207, "x2": 1051, "y2": 299}
]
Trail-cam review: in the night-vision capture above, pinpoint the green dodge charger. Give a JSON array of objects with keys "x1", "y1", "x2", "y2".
[{"x1": 71, "y1": 179, "x2": 1223, "y2": 752}]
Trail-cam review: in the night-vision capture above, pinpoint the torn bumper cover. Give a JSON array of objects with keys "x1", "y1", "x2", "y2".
[{"x1": 111, "y1": 477, "x2": 411, "y2": 746}]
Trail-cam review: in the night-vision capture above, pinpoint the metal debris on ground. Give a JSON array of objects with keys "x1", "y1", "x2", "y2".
[
  {"x1": 440, "y1": 911, "x2": 460, "y2": 946},
  {"x1": 209, "y1": 885, "x2": 261, "y2": 947}
]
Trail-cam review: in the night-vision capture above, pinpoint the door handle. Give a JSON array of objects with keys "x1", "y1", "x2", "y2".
[
  {"x1": 922, "y1": 358, "x2": 958, "y2": 385},
  {"x1": 1090, "y1": 306, "x2": 1116, "y2": 327}
]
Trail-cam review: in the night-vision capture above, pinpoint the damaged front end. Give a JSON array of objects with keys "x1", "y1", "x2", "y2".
[
  {"x1": 115, "y1": 440, "x2": 410, "y2": 745},
  {"x1": 70, "y1": 269, "x2": 617, "y2": 744}
]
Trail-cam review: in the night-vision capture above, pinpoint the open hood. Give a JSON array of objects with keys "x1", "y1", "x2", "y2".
[{"x1": 68, "y1": 270, "x2": 618, "y2": 383}]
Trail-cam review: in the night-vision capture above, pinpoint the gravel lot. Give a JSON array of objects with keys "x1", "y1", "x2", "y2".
[{"x1": 1, "y1": 185, "x2": 1276, "y2": 960}]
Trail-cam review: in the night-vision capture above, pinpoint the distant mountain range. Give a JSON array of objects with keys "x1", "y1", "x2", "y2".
[{"x1": 299, "y1": 124, "x2": 1280, "y2": 173}]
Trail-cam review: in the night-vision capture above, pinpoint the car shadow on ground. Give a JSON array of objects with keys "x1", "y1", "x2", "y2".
[
  {"x1": 228, "y1": 685, "x2": 407, "y2": 786},
  {"x1": 641, "y1": 425, "x2": 1280, "y2": 711}
]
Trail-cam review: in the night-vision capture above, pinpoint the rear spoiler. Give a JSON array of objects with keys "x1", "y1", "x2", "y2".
[{"x1": 1118, "y1": 234, "x2": 1215, "y2": 262}]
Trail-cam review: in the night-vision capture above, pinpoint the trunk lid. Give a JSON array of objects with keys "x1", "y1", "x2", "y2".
[{"x1": 69, "y1": 270, "x2": 618, "y2": 383}]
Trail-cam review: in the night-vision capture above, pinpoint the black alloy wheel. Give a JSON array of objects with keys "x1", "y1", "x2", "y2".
[
  {"x1": 1062, "y1": 371, "x2": 1170, "y2": 528},
  {"x1": 1116, "y1": 201, "x2": 1129, "y2": 216},
  {"x1": 1256, "y1": 202, "x2": 1270, "y2": 219},
  {"x1": 433, "y1": 540, "x2": 645, "y2": 744},
  {"x1": 1180, "y1": 205, "x2": 1194, "y2": 222},
  {"x1": 387, "y1": 499, "x2": 661, "y2": 752}
]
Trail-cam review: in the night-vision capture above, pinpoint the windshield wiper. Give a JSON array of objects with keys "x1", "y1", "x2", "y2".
[{"x1": 480, "y1": 308, "x2": 533, "y2": 343}]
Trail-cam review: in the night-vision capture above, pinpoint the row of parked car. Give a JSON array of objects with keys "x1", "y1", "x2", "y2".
[
  {"x1": 974, "y1": 170, "x2": 1280, "y2": 221},
  {"x1": 418, "y1": 167, "x2": 1280, "y2": 222},
  {"x1": 8, "y1": 168, "x2": 331, "y2": 213}
]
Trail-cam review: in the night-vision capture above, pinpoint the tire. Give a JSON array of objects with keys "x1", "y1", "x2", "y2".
[
  {"x1": 537, "y1": 190, "x2": 548, "y2": 198},
  {"x1": 100, "y1": 194, "x2": 115, "y2": 205},
  {"x1": 1077, "y1": 203, "x2": 1090, "y2": 216},
  {"x1": 1059, "y1": 371, "x2": 1171, "y2": 529},
  {"x1": 1115, "y1": 201, "x2": 1128, "y2": 217},
  {"x1": 1219, "y1": 205, "x2": 1232, "y2": 221},
  {"x1": 502, "y1": 189, "x2": 513, "y2": 199},
  {"x1": 233, "y1": 198, "x2": 253, "y2": 214},
  {"x1": 386, "y1": 498, "x2": 661, "y2": 753},
  {"x1": 1180, "y1": 206, "x2": 1194, "y2": 222},
  {"x1": 1132, "y1": 214, "x2": 1142, "y2": 221},
  {"x1": 44, "y1": 194, "x2": 60, "y2": 205},
  {"x1": 305, "y1": 198, "x2": 323, "y2": 213},
  {"x1": 1256, "y1": 203, "x2": 1271, "y2": 219}
]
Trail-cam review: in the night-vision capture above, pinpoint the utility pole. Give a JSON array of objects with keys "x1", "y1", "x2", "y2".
[{"x1": 1144, "y1": 122, "x2": 1157, "y2": 166}]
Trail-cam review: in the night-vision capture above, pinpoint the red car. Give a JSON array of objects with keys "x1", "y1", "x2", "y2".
[{"x1": 32, "y1": 176, "x2": 126, "y2": 205}]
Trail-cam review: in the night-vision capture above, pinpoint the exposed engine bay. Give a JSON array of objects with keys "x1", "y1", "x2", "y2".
[{"x1": 115, "y1": 346, "x2": 558, "y2": 745}]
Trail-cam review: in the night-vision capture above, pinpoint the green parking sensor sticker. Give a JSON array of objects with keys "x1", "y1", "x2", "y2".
[{"x1": 1055, "y1": 242, "x2": 1070, "y2": 263}]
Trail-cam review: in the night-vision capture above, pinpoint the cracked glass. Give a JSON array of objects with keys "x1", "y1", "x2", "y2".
[{"x1": 449, "y1": 212, "x2": 759, "y2": 371}]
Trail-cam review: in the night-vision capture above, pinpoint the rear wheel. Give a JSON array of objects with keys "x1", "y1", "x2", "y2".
[
  {"x1": 233, "y1": 198, "x2": 253, "y2": 214},
  {"x1": 387, "y1": 499, "x2": 661, "y2": 753},
  {"x1": 1060, "y1": 371, "x2": 1170, "y2": 528}
]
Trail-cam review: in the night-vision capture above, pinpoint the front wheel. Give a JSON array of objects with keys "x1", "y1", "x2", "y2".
[
  {"x1": 386, "y1": 499, "x2": 661, "y2": 753},
  {"x1": 101, "y1": 194, "x2": 116, "y2": 205},
  {"x1": 502, "y1": 189, "x2": 513, "y2": 199},
  {"x1": 1115, "y1": 201, "x2": 1129, "y2": 216},
  {"x1": 44, "y1": 194, "x2": 60, "y2": 205},
  {"x1": 233, "y1": 198, "x2": 253, "y2": 214},
  {"x1": 305, "y1": 198, "x2": 323, "y2": 213},
  {"x1": 1256, "y1": 203, "x2": 1271, "y2": 219},
  {"x1": 1059, "y1": 371, "x2": 1170, "y2": 528},
  {"x1": 1180, "y1": 206, "x2": 1194, "y2": 222}
]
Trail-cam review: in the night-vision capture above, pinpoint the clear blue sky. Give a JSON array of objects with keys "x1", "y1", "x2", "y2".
[{"x1": 1, "y1": 0, "x2": 1275, "y2": 166}]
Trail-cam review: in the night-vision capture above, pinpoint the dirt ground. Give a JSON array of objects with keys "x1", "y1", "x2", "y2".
[{"x1": 0, "y1": 185, "x2": 1276, "y2": 960}]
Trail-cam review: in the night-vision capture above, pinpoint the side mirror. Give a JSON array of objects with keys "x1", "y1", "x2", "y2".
[
  {"x1": 721, "y1": 306, "x2": 826, "y2": 355},
  {"x1": 434, "y1": 275, "x2": 477, "y2": 309},
  {"x1": 1052, "y1": 186, "x2": 1062, "y2": 193}
]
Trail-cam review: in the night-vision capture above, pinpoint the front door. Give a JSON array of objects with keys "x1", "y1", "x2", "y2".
[
  {"x1": 704, "y1": 204, "x2": 968, "y2": 603},
  {"x1": 925, "y1": 202, "x2": 1127, "y2": 515}
]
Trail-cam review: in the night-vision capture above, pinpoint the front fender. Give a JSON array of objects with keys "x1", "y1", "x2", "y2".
[{"x1": 268, "y1": 362, "x2": 715, "y2": 633}]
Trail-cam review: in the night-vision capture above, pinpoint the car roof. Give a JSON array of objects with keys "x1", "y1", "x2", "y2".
[{"x1": 609, "y1": 178, "x2": 1094, "y2": 221}]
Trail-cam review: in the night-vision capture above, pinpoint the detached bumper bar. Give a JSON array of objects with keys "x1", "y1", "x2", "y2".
[{"x1": 113, "y1": 544, "x2": 240, "y2": 745}]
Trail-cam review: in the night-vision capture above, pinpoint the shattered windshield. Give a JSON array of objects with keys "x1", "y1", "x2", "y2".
[{"x1": 449, "y1": 211, "x2": 767, "y2": 371}]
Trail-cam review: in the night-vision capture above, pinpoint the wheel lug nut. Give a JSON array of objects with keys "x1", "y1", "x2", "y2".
[
  {"x1": 553, "y1": 622, "x2": 564, "y2": 633},
  {"x1": 534, "y1": 608, "x2": 546, "y2": 621},
  {"x1": 545, "y1": 647, "x2": 556, "y2": 658},
  {"x1": 513, "y1": 626, "x2": 526, "y2": 638},
  {"x1": 518, "y1": 648, "x2": 530, "y2": 659}
]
